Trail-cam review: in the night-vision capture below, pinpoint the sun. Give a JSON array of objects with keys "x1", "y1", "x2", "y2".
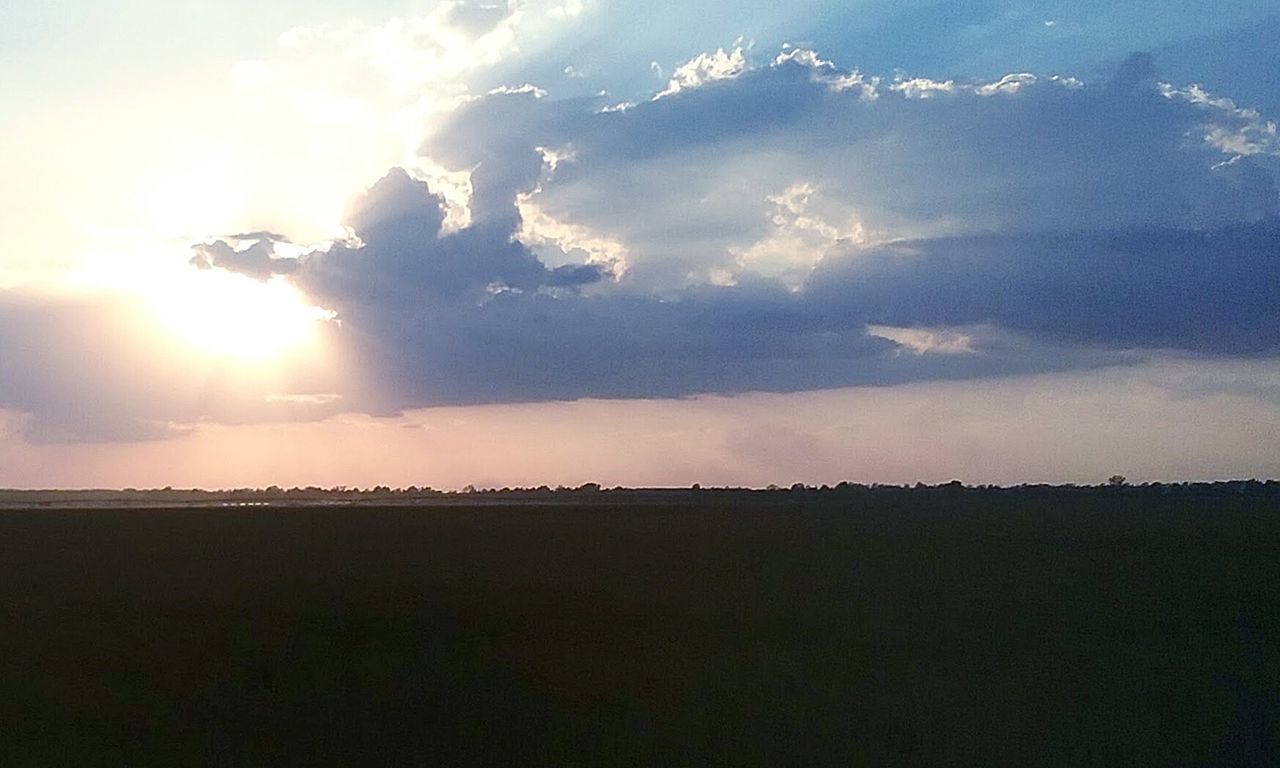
[{"x1": 145, "y1": 268, "x2": 335, "y2": 363}]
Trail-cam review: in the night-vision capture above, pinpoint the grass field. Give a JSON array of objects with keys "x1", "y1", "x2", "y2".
[{"x1": 1, "y1": 489, "x2": 1276, "y2": 765}]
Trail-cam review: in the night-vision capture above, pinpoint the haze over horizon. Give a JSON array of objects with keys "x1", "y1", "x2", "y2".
[{"x1": 3, "y1": 1, "x2": 1279, "y2": 489}]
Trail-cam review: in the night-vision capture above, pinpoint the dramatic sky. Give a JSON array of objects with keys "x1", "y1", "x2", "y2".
[{"x1": 3, "y1": 1, "x2": 1279, "y2": 488}]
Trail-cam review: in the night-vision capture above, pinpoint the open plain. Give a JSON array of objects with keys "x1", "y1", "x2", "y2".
[{"x1": 1, "y1": 486, "x2": 1276, "y2": 765}]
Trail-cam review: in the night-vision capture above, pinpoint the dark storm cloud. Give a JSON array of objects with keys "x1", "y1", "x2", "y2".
[
  {"x1": 203, "y1": 169, "x2": 1276, "y2": 415},
  {"x1": 808, "y1": 225, "x2": 1280, "y2": 355},
  {"x1": 292, "y1": 168, "x2": 607, "y2": 305},
  {"x1": 191, "y1": 237, "x2": 299, "y2": 281},
  {"x1": 320, "y1": 270, "x2": 1126, "y2": 412},
  {"x1": 195, "y1": 167, "x2": 608, "y2": 301},
  {"x1": 308, "y1": 223, "x2": 1278, "y2": 412}
]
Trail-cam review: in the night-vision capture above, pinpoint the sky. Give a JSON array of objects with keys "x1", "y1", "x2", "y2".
[{"x1": 2, "y1": 0, "x2": 1278, "y2": 488}]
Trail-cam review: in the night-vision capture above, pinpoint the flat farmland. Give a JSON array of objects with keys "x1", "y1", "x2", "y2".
[{"x1": 1, "y1": 489, "x2": 1276, "y2": 766}]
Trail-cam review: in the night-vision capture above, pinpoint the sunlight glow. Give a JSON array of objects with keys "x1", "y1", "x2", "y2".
[
  {"x1": 145, "y1": 269, "x2": 335, "y2": 363},
  {"x1": 137, "y1": 140, "x2": 247, "y2": 240}
]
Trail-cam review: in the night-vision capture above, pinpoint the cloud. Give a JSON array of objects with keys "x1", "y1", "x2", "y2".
[
  {"x1": 446, "y1": 1, "x2": 518, "y2": 37},
  {"x1": 427, "y1": 49, "x2": 1278, "y2": 289},
  {"x1": 298, "y1": 270, "x2": 1130, "y2": 414},
  {"x1": 88, "y1": 49, "x2": 1280, "y2": 429},
  {"x1": 728, "y1": 181, "x2": 870, "y2": 285},
  {"x1": 313, "y1": 48, "x2": 1277, "y2": 408},
  {"x1": 178, "y1": 191, "x2": 1122, "y2": 424},
  {"x1": 197, "y1": 161, "x2": 1204, "y2": 412},
  {"x1": 298, "y1": 168, "x2": 608, "y2": 305},
  {"x1": 1157, "y1": 13, "x2": 1280, "y2": 122},
  {"x1": 808, "y1": 226, "x2": 1280, "y2": 355},
  {"x1": 546, "y1": 0, "x2": 585, "y2": 19},
  {"x1": 22, "y1": 211, "x2": 1271, "y2": 442},
  {"x1": 0, "y1": 289, "x2": 344, "y2": 443},
  {"x1": 5, "y1": 45, "x2": 1280, "y2": 441},
  {"x1": 656, "y1": 46, "x2": 748, "y2": 98},
  {"x1": 866, "y1": 325, "x2": 977, "y2": 356},
  {"x1": 191, "y1": 234, "x2": 300, "y2": 281}
]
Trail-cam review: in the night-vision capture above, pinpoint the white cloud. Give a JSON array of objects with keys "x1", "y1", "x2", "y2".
[
  {"x1": 484, "y1": 83, "x2": 549, "y2": 98},
  {"x1": 775, "y1": 46, "x2": 879, "y2": 100},
  {"x1": 730, "y1": 182, "x2": 870, "y2": 285},
  {"x1": 656, "y1": 46, "x2": 748, "y2": 98},
  {"x1": 402, "y1": 157, "x2": 476, "y2": 233},
  {"x1": 894, "y1": 72, "x2": 1044, "y2": 99},
  {"x1": 976, "y1": 72, "x2": 1037, "y2": 96},
  {"x1": 276, "y1": 3, "x2": 524, "y2": 99},
  {"x1": 436, "y1": 47, "x2": 1277, "y2": 295},
  {"x1": 1160, "y1": 82, "x2": 1279, "y2": 159},
  {"x1": 772, "y1": 46, "x2": 833, "y2": 69},
  {"x1": 518, "y1": 197, "x2": 631, "y2": 275},
  {"x1": 547, "y1": 0, "x2": 585, "y2": 18},
  {"x1": 890, "y1": 76, "x2": 956, "y2": 99},
  {"x1": 866, "y1": 325, "x2": 977, "y2": 355}
]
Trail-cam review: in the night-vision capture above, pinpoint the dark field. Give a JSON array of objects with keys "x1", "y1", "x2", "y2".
[{"x1": 1, "y1": 489, "x2": 1277, "y2": 766}]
